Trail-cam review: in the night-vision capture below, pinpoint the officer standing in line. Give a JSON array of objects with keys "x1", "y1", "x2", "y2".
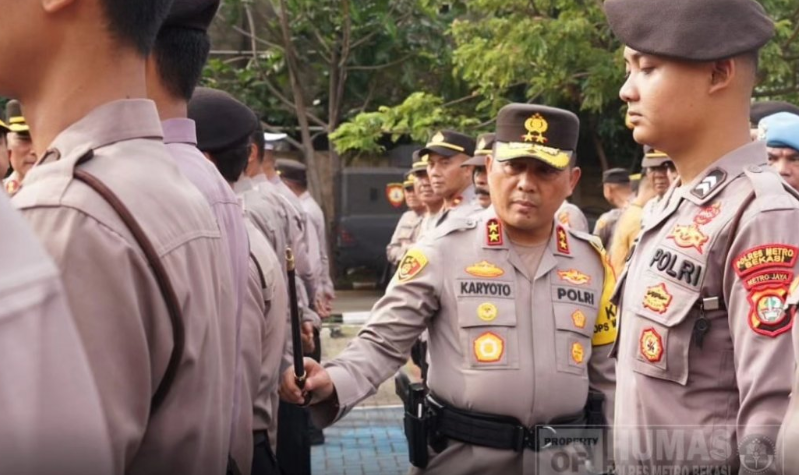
[
  {"x1": 758, "y1": 112, "x2": 799, "y2": 192},
  {"x1": 0, "y1": 117, "x2": 9, "y2": 179},
  {"x1": 604, "y1": 0, "x2": 799, "y2": 472},
  {"x1": 419, "y1": 130, "x2": 482, "y2": 224},
  {"x1": 462, "y1": 132, "x2": 495, "y2": 209},
  {"x1": 189, "y1": 87, "x2": 289, "y2": 474},
  {"x1": 280, "y1": 104, "x2": 617, "y2": 475},
  {"x1": 411, "y1": 152, "x2": 445, "y2": 238},
  {"x1": 5, "y1": 1, "x2": 238, "y2": 473},
  {"x1": 3, "y1": 101, "x2": 35, "y2": 196},
  {"x1": 387, "y1": 171, "x2": 424, "y2": 267},
  {"x1": 593, "y1": 169, "x2": 632, "y2": 249}
]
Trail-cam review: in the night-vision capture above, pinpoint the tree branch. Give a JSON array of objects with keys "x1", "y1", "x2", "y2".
[{"x1": 347, "y1": 53, "x2": 415, "y2": 71}]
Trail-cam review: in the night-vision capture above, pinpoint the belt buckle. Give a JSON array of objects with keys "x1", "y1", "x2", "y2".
[{"x1": 528, "y1": 425, "x2": 558, "y2": 451}]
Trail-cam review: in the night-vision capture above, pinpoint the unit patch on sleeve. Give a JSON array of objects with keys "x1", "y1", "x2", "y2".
[
  {"x1": 556, "y1": 225, "x2": 570, "y2": 255},
  {"x1": 466, "y1": 260, "x2": 505, "y2": 278},
  {"x1": 486, "y1": 218, "x2": 504, "y2": 246},
  {"x1": 474, "y1": 332, "x2": 505, "y2": 363},
  {"x1": 667, "y1": 224, "x2": 709, "y2": 254},
  {"x1": 558, "y1": 269, "x2": 591, "y2": 286},
  {"x1": 643, "y1": 283, "x2": 673, "y2": 314},
  {"x1": 747, "y1": 287, "x2": 793, "y2": 338},
  {"x1": 734, "y1": 245, "x2": 798, "y2": 277},
  {"x1": 640, "y1": 328, "x2": 665, "y2": 363},
  {"x1": 743, "y1": 270, "x2": 793, "y2": 291},
  {"x1": 397, "y1": 249, "x2": 429, "y2": 282}
]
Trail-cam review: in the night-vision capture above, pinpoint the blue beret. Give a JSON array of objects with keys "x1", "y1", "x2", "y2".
[{"x1": 759, "y1": 112, "x2": 799, "y2": 152}]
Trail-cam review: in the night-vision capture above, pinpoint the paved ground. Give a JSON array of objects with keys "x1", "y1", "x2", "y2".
[{"x1": 312, "y1": 290, "x2": 413, "y2": 474}]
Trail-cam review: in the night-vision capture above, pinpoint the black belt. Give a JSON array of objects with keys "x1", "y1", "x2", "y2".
[
  {"x1": 253, "y1": 430, "x2": 268, "y2": 447},
  {"x1": 428, "y1": 396, "x2": 586, "y2": 452}
]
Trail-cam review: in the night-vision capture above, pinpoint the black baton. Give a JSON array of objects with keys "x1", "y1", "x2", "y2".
[{"x1": 286, "y1": 248, "x2": 307, "y2": 393}]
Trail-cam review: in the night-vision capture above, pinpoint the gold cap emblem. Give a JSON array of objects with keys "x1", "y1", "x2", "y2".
[
  {"x1": 431, "y1": 131, "x2": 445, "y2": 144},
  {"x1": 523, "y1": 114, "x2": 549, "y2": 144}
]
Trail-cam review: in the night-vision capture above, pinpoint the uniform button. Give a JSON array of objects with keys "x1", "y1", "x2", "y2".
[{"x1": 748, "y1": 165, "x2": 762, "y2": 173}]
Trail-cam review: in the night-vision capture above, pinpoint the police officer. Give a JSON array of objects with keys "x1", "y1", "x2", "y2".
[
  {"x1": 758, "y1": 112, "x2": 799, "y2": 192},
  {"x1": 411, "y1": 152, "x2": 445, "y2": 238},
  {"x1": 280, "y1": 103, "x2": 617, "y2": 475},
  {"x1": 4, "y1": 1, "x2": 238, "y2": 474},
  {"x1": 418, "y1": 130, "x2": 482, "y2": 223},
  {"x1": 387, "y1": 171, "x2": 424, "y2": 267},
  {"x1": 751, "y1": 101, "x2": 799, "y2": 140},
  {"x1": 0, "y1": 116, "x2": 9, "y2": 179},
  {"x1": 462, "y1": 133, "x2": 495, "y2": 209},
  {"x1": 593, "y1": 168, "x2": 632, "y2": 248},
  {"x1": 555, "y1": 200, "x2": 589, "y2": 232},
  {"x1": 3, "y1": 100, "x2": 34, "y2": 196},
  {"x1": 604, "y1": 0, "x2": 798, "y2": 471}
]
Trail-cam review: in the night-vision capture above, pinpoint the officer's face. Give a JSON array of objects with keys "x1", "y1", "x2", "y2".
[
  {"x1": 768, "y1": 147, "x2": 799, "y2": 191},
  {"x1": 646, "y1": 162, "x2": 674, "y2": 197},
  {"x1": 427, "y1": 153, "x2": 472, "y2": 200},
  {"x1": 473, "y1": 167, "x2": 491, "y2": 208},
  {"x1": 7, "y1": 132, "x2": 36, "y2": 178},
  {"x1": 620, "y1": 48, "x2": 708, "y2": 153},
  {"x1": 404, "y1": 186, "x2": 421, "y2": 210},
  {"x1": 488, "y1": 156, "x2": 580, "y2": 238},
  {"x1": 0, "y1": 134, "x2": 8, "y2": 178},
  {"x1": 413, "y1": 171, "x2": 442, "y2": 207}
]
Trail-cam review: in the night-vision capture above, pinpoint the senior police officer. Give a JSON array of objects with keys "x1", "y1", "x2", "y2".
[
  {"x1": 462, "y1": 133, "x2": 495, "y2": 209},
  {"x1": 605, "y1": 0, "x2": 799, "y2": 472},
  {"x1": 759, "y1": 112, "x2": 799, "y2": 192},
  {"x1": 3, "y1": 100, "x2": 35, "y2": 196},
  {"x1": 280, "y1": 103, "x2": 617, "y2": 475}
]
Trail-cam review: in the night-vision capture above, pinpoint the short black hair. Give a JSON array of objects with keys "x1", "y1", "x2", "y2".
[
  {"x1": 209, "y1": 139, "x2": 251, "y2": 183},
  {"x1": 153, "y1": 26, "x2": 211, "y2": 101},
  {"x1": 100, "y1": 0, "x2": 172, "y2": 56},
  {"x1": 251, "y1": 122, "x2": 265, "y2": 163}
]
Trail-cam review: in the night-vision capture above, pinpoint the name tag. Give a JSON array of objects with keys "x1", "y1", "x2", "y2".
[{"x1": 457, "y1": 280, "x2": 515, "y2": 299}]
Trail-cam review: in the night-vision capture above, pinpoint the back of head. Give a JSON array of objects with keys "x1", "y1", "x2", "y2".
[{"x1": 100, "y1": 0, "x2": 173, "y2": 55}]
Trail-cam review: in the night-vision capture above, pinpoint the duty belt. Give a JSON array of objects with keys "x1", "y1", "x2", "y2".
[{"x1": 427, "y1": 396, "x2": 586, "y2": 452}]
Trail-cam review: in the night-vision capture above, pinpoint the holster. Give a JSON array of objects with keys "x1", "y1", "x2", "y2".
[
  {"x1": 402, "y1": 382, "x2": 430, "y2": 469},
  {"x1": 585, "y1": 389, "x2": 606, "y2": 427}
]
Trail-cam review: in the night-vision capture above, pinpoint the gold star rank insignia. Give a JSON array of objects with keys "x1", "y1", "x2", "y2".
[
  {"x1": 486, "y1": 218, "x2": 503, "y2": 246},
  {"x1": 556, "y1": 225, "x2": 570, "y2": 255}
]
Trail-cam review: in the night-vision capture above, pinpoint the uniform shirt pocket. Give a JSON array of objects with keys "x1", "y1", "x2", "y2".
[
  {"x1": 553, "y1": 303, "x2": 594, "y2": 376},
  {"x1": 456, "y1": 296, "x2": 518, "y2": 370}
]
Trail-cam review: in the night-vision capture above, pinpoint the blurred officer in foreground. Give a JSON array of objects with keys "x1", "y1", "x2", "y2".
[
  {"x1": 462, "y1": 133, "x2": 495, "y2": 209},
  {"x1": 419, "y1": 130, "x2": 482, "y2": 223},
  {"x1": 758, "y1": 112, "x2": 799, "y2": 192},
  {"x1": 0, "y1": 192, "x2": 113, "y2": 475},
  {"x1": 0, "y1": 117, "x2": 8, "y2": 179},
  {"x1": 3, "y1": 0, "x2": 238, "y2": 473},
  {"x1": 3, "y1": 101, "x2": 35, "y2": 196},
  {"x1": 593, "y1": 168, "x2": 632, "y2": 248},
  {"x1": 189, "y1": 87, "x2": 289, "y2": 474},
  {"x1": 280, "y1": 104, "x2": 617, "y2": 475},
  {"x1": 605, "y1": 0, "x2": 799, "y2": 472},
  {"x1": 387, "y1": 171, "x2": 424, "y2": 267}
]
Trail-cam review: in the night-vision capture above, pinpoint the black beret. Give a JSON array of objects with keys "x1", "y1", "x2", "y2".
[
  {"x1": 188, "y1": 87, "x2": 258, "y2": 153},
  {"x1": 750, "y1": 101, "x2": 799, "y2": 125},
  {"x1": 493, "y1": 103, "x2": 579, "y2": 170},
  {"x1": 163, "y1": 0, "x2": 220, "y2": 31},
  {"x1": 462, "y1": 133, "x2": 496, "y2": 167},
  {"x1": 605, "y1": 0, "x2": 774, "y2": 61},
  {"x1": 418, "y1": 130, "x2": 476, "y2": 158},
  {"x1": 5, "y1": 100, "x2": 29, "y2": 134},
  {"x1": 603, "y1": 168, "x2": 631, "y2": 185},
  {"x1": 276, "y1": 159, "x2": 307, "y2": 184}
]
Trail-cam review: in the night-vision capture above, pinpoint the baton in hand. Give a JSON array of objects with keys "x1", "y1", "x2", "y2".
[{"x1": 286, "y1": 248, "x2": 309, "y2": 400}]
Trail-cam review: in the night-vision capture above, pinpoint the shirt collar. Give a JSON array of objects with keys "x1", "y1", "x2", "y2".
[
  {"x1": 679, "y1": 140, "x2": 767, "y2": 206},
  {"x1": 234, "y1": 176, "x2": 255, "y2": 195},
  {"x1": 252, "y1": 173, "x2": 268, "y2": 185},
  {"x1": 162, "y1": 118, "x2": 198, "y2": 146}
]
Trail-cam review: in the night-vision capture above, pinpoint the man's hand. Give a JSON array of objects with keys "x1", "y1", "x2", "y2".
[
  {"x1": 314, "y1": 295, "x2": 331, "y2": 319},
  {"x1": 301, "y1": 321, "x2": 316, "y2": 355},
  {"x1": 279, "y1": 357, "x2": 335, "y2": 405}
]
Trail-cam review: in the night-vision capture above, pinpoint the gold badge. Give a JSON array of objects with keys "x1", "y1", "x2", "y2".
[
  {"x1": 556, "y1": 226, "x2": 570, "y2": 254},
  {"x1": 5, "y1": 179, "x2": 20, "y2": 196},
  {"x1": 523, "y1": 113, "x2": 549, "y2": 144},
  {"x1": 571, "y1": 342, "x2": 585, "y2": 364},
  {"x1": 667, "y1": 224, "x2": 709, "y2": 254},
  {"x1": 385, "y1": 183, "x2": 405, "y2": 209},
  {"x1": 640, "y1": 328, "x2": 664, "y2": 363},
  {"x1": 558, "y1": 269, "x2": 591, "y2": 286},
  {"x1": 572, "y1": 310, "x2": 587, "y2": 329},
  {"x1": 477, "y1": 302, "x2": 499, "y2": 322},
  {"x1": 558, "y1": 211, "x2": 570, "y2": 226},
  {"x1": 487, "y1": 218, "x2": 503, "y2": 246},
  {"x1": 430, "y1": 131, "x2": 445, "y2": 144},
  {"x1": 466, "y1": 261, "x2": 505, "y2": 278},
  {"x1": 474, "y1": 332, "x2": 504, "y2": 363},
  {"x1": 643, "y1": 283, "x2": 673, "y2": 314},
  {"x1": 477, "y1": 137, "x2": 487, "y2": 151},
  {"x1": 397, "y1": 249, "x2": 429, "y2": 283}
]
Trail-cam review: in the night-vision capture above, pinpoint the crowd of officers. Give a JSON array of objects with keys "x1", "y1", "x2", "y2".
[{"x1": 4, "y1": 0, "x2": 799, "y2": 475}]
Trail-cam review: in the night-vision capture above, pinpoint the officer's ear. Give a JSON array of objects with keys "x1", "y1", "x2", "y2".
[
  {"x1": 41, "y1": 0, "x2": 76, "y2": 14},
  {"x1": 568, "y1": 167, "x2": 582, "y2": 194},
  {"x1": 708, "y1": 58, "x2": 735, "y2": 94}
]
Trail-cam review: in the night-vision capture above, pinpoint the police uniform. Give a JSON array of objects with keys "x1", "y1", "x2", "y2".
[
  {"x1": 307, "y1": 104, "x2": 617, "y2": 475},
  {"x1": 14, "y1": 100, "x2": 237, "y2": 475},
  {"x1": 3, "y1": 100, "x2": 29, "y2": 196},
  {"x1": 0, "y1": 190, "x2": 114, "y2": 475},
  {"x1": 555, "y1": 201, "x2": 589, "y2": 233},
  {"x1": 593, "y1": 168, "x2": 631, "y2": 249},
  {"x1": 387, "y1": 174, "x2": 423, "y2": 266},
  {"x1": 463, "y1": 133, "x2": 496, "y2": 208},
  {"x1": 604, "y1": 0, "x2": 796, "y2": 471}
]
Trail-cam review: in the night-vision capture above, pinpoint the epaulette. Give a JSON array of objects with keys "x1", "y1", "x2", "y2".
[
  {"x1": 743, "y1": 165, "x2": 799, "y2": 212},
  {"x1": 566, "y1": 228, "x2": 605, "y2": 256},
  {"x1": 429, "y1": 215, "x2": 478, "y2": 241}
]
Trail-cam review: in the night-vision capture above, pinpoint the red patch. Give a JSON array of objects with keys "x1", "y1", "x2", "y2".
[
  {"x1": 486, "y1": 218, "x2": 503, "y2": 246},
  {"x1": 747, "y1": 287, "x2": 793, "y2": 338},
  {"x1": 743, "y1": 270, "x2": 794, "y2": 291},
  {"x1": 640, "y1": 328, "x2": 664, "y2": 363},
  {"x1": 667, "y1": 224, "x2": 709, "y2": 254},
  {"x1": 694, "y1": 202, "x2": 721, "y2": 226},
  {"x1": 556, "y1": 226, "x2": 570, "y2": 255},
  {"x1": 734, "y1": 245, "x2": 798, "y2": 277}
]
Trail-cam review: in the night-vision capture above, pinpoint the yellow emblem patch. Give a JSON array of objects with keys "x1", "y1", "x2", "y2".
[
  {"x1": 477, "y1": 303, "x2": 499, "y2": 322},
  {"x1": 571, "y1": 342, "x2": 585, "y2": 364},
  {"x1": 643, "y1": 283, "x2": 673, "y2": 314},
  {"x1": 640, "y1": 328, "x2": 664, "y2": 363},
  {"x1": 397, "y1": 249, "x2": 428, "y2": 283},
  {"x1": 667, "y1": 224, "x2": 709, "y2": 254},
  {"x1": 523, "y1": 113, "x2": 549, "y2": 144},
  {"x1": 466, "y1": 261, "x2": 505, "y2": 278},
  {"x1": 558, "y1": 269, "x2": 591, "y2": 286},
  {"x1": 572, "y1": 310, "x2": 587, "y2": 329},
  {"x1": 474, "y1": 332, "x2": 504, "y2": 363}
]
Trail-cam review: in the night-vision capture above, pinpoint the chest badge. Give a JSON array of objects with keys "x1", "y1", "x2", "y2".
[
  {"x1": 643, "y1": 283, "x2": 673, "y2": 314},
  {"x1": 571, "y1": 310, "x2": 587, "y2": 329},
  {"x1": 571, "y1": 342, "x2": 585, "y2": 364},
  {"x1": 474, "y1": 332, "x2": 505, "y2": 363},
  {"x1": 640, "y1": 328, "x2": 665, "y2": 363},
  {"x1": 694, "y1": 202, "x2": 721, "y2": 225},
  {"x1": 556, "y1": 225, "x2": 570, "y2": 255},
  {"x1": 667, "y1": 224, "x2": 709, "y2": 254},
  {"x1": 558, "y1": 269, "x2": 591, "y2": 286},
  {"x1": 5, "y1": 179, "x2": 20, "y2": 196},
  {"x1": 466, "y1": 260, "x2": 505, "y2": 278},
  {"x1": 486, "y1": 218, "x2": 504, "y2": 246},
  {"x1": 477, "y1": 302, "x2": 499, "y2": 322}
]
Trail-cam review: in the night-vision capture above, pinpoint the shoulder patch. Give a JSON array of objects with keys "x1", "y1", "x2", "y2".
[
  {"x1": 397, "y1": 249, "x2": 429, "y2": 282},
  {"x1": 691, "y1": 169, "x2": 727, "y2": 200},
  {"x1": 733, "y1": 245, "x2": 798, "y2": 277}
]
